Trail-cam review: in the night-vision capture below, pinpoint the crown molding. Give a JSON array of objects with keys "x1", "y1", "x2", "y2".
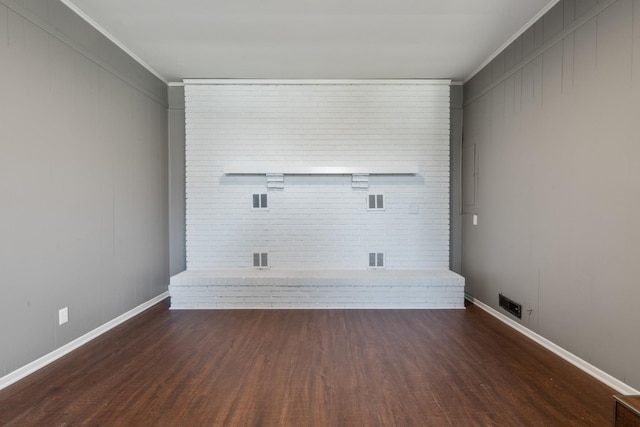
[
  {"x1": 60, "y1": 0, "x2": 168, "y2": 84},
  {"x1": 464, "y1": 0, "x2": 561, "y2": 83}
]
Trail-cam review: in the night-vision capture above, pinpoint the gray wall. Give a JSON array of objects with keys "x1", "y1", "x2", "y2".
[
  {"x1": 462, "y1": 0, "x2": 640, "y2": 390},
  {"x1": 0, "y1": 0, "x2": 168, "y2": 378},
  {"x1": 169, "y1": 86, "x2": 186, "y2": 275},
  {"x1": 450, "y1": 85, "x2": 463, "y2": 273}
]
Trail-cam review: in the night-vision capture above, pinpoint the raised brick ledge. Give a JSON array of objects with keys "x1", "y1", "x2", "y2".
[
  {"x1": 169, "y1": 269, "x2": 465, "y2": 310},
  {"x1": 171, "y1": 269, "x2": 463, "y2": 283}
]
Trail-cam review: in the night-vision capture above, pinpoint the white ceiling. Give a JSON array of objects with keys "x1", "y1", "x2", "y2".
[{"x1": 61, "y1": 0, "x2": 557, "y2": 84}]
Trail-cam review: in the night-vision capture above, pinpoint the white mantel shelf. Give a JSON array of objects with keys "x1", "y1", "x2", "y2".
[{"x1": 223, "y1": 163, "x2": 419, "y2": 175}]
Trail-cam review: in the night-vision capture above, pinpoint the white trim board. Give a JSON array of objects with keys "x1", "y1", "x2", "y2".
[
  {"x1": 465, "y1": 293, "x2": 639, "y2": 395},
  {"x1": 0, "y1": 292, "x2": 169, "y2": 392},
  {"x1": 183, "y1": 79, "x2": 451, "y2": 86},
  {"x1": 223, "y1": 164, "x2": 419, "y2": 175},
  {"x1": 463, "y1": 0, "x2": 561, "y2": 83},
  {"x1": 60, "y1": 0, "x2": 168, "y2": 84},
  {"x1": 172, "y1": 305, "x2": 465, "y2": 310}
]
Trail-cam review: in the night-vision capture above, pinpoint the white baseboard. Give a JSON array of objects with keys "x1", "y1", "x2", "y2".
[
  {"x1": 170, "y1": 305, "x2": 465, "y2": 310},
  {"x1": 0, "y1": 292, "x2": 169, "y2": 392},
  {"x1": 465, "y1": 293, "x2": 639, "y2": 395}
]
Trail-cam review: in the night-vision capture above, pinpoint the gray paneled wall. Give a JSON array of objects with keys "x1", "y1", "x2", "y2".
[
  {"x1": 449, "y1": 85, "x2": 463, "y2": 274},
  {"x1": 0, "y1": 0, "x2": 168, "y2": 379},
  {"x1": 169, "y1": 86, "x2": 186, "y2": 275},
  {"x1": 462, "y1": 0, "x2": 640, "y2": 390}
]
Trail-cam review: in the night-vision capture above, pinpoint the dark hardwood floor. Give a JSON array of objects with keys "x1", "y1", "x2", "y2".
[{"x1": 0, "y1": 299, "x2": 615, "y2": 426}]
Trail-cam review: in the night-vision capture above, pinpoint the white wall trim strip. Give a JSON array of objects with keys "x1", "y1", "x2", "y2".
[
  {"x1": 172, "y1": 306, "x2": 465, "y2": 310},
  {"x1": 465, "y1": 294, "x2": 640, "y2": 395},
  {"x1": 60, "y1": 0, "x2": 168, "y2": 84},
  {"x1": 0, "y1": 292, "x2": 169, "y2": 392},
  {"x1": 184, "y1": 79, "x2": 451, "y2": 86},
  {"x1": 463, "y1": 0, "x2": 561, "y2": 83}
]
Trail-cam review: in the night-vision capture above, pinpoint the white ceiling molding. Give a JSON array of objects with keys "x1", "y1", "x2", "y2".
[
  {"x1": 463, "y1": 0, "x2": 561, "y2": 83},
  {"x1": 60, "y1": 0, "x2": 169, "y2": 84}
]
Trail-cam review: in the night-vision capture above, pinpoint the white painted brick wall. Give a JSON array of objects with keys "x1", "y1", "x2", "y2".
[{"x1": 185, "y1": 83, "x2": 450, "y2": 270}]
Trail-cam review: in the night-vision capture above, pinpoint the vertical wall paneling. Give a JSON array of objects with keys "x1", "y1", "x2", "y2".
[
  {"x1": 184, "y1": 82, "x2": 451, "y2": 271},
  {"x1": 544, "y1": 2, "x2": 564, "y2": 44},
  {"x1": 562, "y1": 34, "x2": 575, "y2": 93},
  {"x1": 169, "y1": 86, "x2": 186, "y2": 276},
  {"x1": 633, "y1": 0, "x2": 640, "y2": 84},
  {"x1": 0, "y1": 0, "x2": 168, "y2": 383},
  {"x1": 461, "y1": 145, "x2": 476, "y2": 209},
  {"x1": 462, "y1": 0, "x2": 640, "y2": 391},
  {"x1": 0, "y1": 3, "x2": 9, "y2": 375},
  {"x1": 564, "y1": 0, "x2": 576, "y2": 28},
  {"x1": 575, "y1": 0, "x2": 598, "y2": 20},
  {"x1": 449, "y1": 85, "x2": 463, "y2": 274}
]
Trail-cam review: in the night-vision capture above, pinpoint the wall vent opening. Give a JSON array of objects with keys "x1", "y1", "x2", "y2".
[
  {"x1": 253, "y1": 252, "x2": 269, "y2": 268},
  {"x1": 368, "y1": 194, "x2": 384, "y2": 210},
  {"x1": 369, "y1": 252, "x2": 384, "y2": 268},
  {"x1": 252, "y1": 193, "x2": 268, "y2": 209},
  {"x1": 499, "y1": 294, "x2": 522, "y2": 319}
]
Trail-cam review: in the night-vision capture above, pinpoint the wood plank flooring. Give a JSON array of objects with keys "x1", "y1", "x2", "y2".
[{"x1": 0, "y1": 300, "x2": 615, "y2": 426}]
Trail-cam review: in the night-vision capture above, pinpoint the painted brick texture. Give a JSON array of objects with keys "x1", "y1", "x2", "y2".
[
  {"x1": 170, "y1": 270, "x2": 465, "y2": 309},
  {"x1": 184, "y1": 83, "x2": 451, "y2": 271}
]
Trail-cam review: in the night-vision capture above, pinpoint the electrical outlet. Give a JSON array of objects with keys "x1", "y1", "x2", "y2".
[{"x1": 59, "y1": 307, "x2": 68, "y2": 325}]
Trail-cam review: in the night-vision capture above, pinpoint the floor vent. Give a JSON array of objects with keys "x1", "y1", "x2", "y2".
[{"x1": 499, "y1": 294, "x2": 522, "y2": 319}]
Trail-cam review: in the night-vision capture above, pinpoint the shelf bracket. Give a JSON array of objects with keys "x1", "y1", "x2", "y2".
[
  {"x1": 266, "y1": 173, "x2": 284, "y2": 190},
  {"x1": 352, "y1": 173, "x2": 369, "y2": 189}
]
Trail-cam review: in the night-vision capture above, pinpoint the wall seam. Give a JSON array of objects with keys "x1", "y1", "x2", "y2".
[
  {"x1": 561, "y1": 35, "x2": 565, "y2": 94},
  {"x1": 632, "y1": 0, "x2": 636, "y2": 82},
  {"x1": 3, "y1": 3, "x2": 7, "y2": 48},
  {"x1": 593, "y1": 16, "x2": 600, "y2": 72},
  {"x1": 540, "y1": 52, "x2": 545, "y2": 110}
]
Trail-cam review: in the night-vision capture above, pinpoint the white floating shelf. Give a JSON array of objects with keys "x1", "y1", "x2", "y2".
[{"x1": 224, "y1": 163, "x2": 419, "y2": 175}]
